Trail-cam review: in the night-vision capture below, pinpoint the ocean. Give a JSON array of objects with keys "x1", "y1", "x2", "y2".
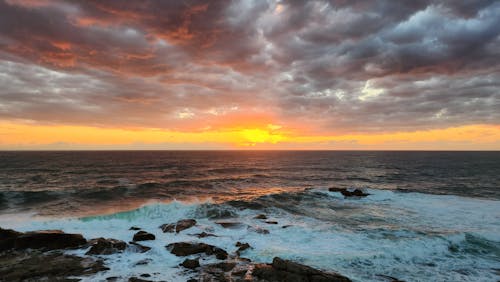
[{"x1": 0, "y1": 151, "x2": 499, "y2": 281}]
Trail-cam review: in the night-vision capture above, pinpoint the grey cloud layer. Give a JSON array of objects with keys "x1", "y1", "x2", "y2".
[{"x1": 0, "y1": 0, "x2": 498, "y2": 132}]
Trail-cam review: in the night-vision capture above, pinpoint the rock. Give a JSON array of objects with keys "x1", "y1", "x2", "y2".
[
  {"x1": 187, "y1": 279, "x2": 197, "y2": 282},
  {"x1": 160, "y1": 219, "x2": 197, "y2": 233},
  {"x1": 215, "y1": 221, "x2": 246, "y2": 229},
  {"x1": 106, "y1": 276, "x2": 121, "y2": 281},
  {"x1": 134, "y1": 259, "x2": 152, "y2": 266},
  {"x1": 254, "y1": 214, "x2": 267, "y2": 220},
  {"x1": 0, "y1": 228, "x2": 22, "y2": 252},
  {"x1": 265, "y1": 221, "x2": 278, "y2": 225},
  {"x1": 329, "y1": 187, "x2": 369, "y2": 197},
  {"x1": 140, "y1": 273, "x2": 151, "y2": 278},
  {"x1": 129, "y1": 241, "x2": 151, "y2": 253},
  {"x1": 129, "y1": 226, "x2": 141, "y2": 231},
  {"x1": 0, "y1": 250, "x2": 108, "y2": 281},
  {"x1": 236, "y1": 242, "x2": 250, "y2": 254},
  {"x1": 166, "y1": 242, "x2": 228, "y2": 260},
  {"x1": 282, "y1": 225, "x2": 293, "y2": 229},
  {"x1": 14, "y1": 230, "x2": 87, "y2": 251},
  {"x1": 133, "y1": 231, "x2": 155, "y2": 241},
  {"x1": 192, "y1": 232, "x2": 217, "y2": 238},
  {"x1": 86, "y1": 238, "x2": 127, "y2": 255},
  {"x1": 252, "y1": 257, "x2": 351, "y2": 282},
  {"x1": 129, "y1": 277, "x2": 152, "y2": 282},
  {"x1": 376, "y1": 274, "x2": 406, "y2": 282},
  {"x1": 181, "y1": 258, "x2": 200, "y2": 269},
  {"x1": 210, "y1": 262, "x2": 237, "y2": 272}
]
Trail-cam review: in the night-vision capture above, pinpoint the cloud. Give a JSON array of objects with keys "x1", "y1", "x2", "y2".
[{"x1": 0, "y1": 0, "x2": 498, "y2": 136}]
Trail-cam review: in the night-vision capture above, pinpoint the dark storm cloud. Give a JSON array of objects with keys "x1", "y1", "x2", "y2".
[{"x1": 0, "y1": 0, "x2": 498, "y2": 132}]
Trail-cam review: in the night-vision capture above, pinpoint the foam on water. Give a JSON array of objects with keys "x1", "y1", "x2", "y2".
[{"x1": 1, "y1": 189, "x2": 499, "y2": 282}]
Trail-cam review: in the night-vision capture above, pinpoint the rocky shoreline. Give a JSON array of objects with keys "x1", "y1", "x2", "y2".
[{"x1": 0, "y1": 219, "x2": 355, "y2": 282}]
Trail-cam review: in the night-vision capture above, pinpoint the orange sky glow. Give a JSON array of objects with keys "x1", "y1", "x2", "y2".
[{"x1": 0, "y1": 1, "x2": 499, "y2": 150}]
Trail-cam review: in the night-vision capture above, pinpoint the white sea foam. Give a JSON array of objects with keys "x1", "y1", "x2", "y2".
[{"x1": 1, "y1": 190, "x2": 499, "y2": 281}]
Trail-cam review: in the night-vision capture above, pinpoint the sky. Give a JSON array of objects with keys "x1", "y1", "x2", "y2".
[{"x1": 0, "y1": 0, "x2": 499, "y2": 150}]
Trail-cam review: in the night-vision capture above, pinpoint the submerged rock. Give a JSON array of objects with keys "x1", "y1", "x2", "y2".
[
  {"x1": 248, "y1": 226, "x2": 270, "y2": 234},
  {"x1": 86, "y1": 238, "x2": 127, "y2": 255},
  {"x1": 14, "y1": 230, "x2": 87, "y2": 251},
  {"x1": 129, "y1": 226, "x2": 141, "y2": 231},
  {"x1": 133, "y1": 230, "x2": 155, "y2": 241},
  {"x1": 192, "y1": 231, "x2": 218, "y2": 238},
  {"x1": 129, "y1": 241, "x2": 151, "y2": 253},
  {"x1": 181, "y1": 258, "x2": 200, "y2": 269},
  {"x1": 0, "y1": 250, "x2": 108, "y2": 281},
  {"x1": 254, "y1": 214, "x2": 267, "y2": 220},
  {"x1": 215, "y1": 221, "x2": 246, "y2": 229},
  {"x1": 329, "y1": 187, "x2": 370, "y2": 197},
  {"x1": 265, "y1": 221, "x2": 278, "y2": 225},
  {"x1": 160, "y1": 219, "x2": 197, "y2": 233},
  {"x1": 166, "y1": 242, "x2": 228, "y2": 260},
  {"x1": 128, "y1": 277, "x2": 152, "y2": 282}
]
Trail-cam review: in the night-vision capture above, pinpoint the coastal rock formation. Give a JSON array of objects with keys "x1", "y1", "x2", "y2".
[
  {"x1": 192, "y1": 231, "x2": 217, "y2": 238},
  {"x1": 236, "y1": 241, "x2": 250, "y2": 255},
  {"x1": 160, "y1": 219, "x2": 197, "y2": 233},
  {"x1": 196, "y1": 257, "x2": 351, "y2": 282},
  {"x1": 133, "y1": 230, "x2": 155, "y2": 241},
  {"x1": 329, "y1": 187, "x2": 370, "y2": 197},
  {"x1": 254, "y1": 214, "x2": 267, "y2": 220},
  {"x1": 166, "y1": 242, "x2": 228, "y2": 260},
  {"x1": 0, "y1": 250, "x2": 108, "y2": 281},
  {"x1": 4, "y1": 229, "x2": 87, "y2": 251},
  {"x1": 0, "y1": 228, "x2": 22, "y2": 251},
  {"x1": 86, "y1": 238, "x2": 127, "y2": 255}
]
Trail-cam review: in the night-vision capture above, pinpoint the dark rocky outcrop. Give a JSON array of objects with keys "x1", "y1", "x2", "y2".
[
  {"x1": 0, "y1": 250, "x2": 108, "y2": 281},
  {"x1": 166, "y1": 242, "x2": 228, "y2": 260},
  {"x1": 329, "y1": 188, "x2": 369, "y2": 197},
  {"x1": 129, "y1": 226, "x2": 141, "y2": 231},
  {"x1": 160, "y1": 219, "x2": 197, "y2": 233},
  {"x1": 86, "y1": 238, "x2": 127, "y2": 255},
  {"x1": 253, "y1": 257, "x2": 351, "y2": 282},
  {"x1": 133, "y1": 231, "x2": 155, "y2": 241},
  {"x1": 181, "y1": 258, "x2": 200, "y2": 269},
  {"x1": 248, "y1": 226, "x2": 270, "y2": 234},
  {"x1": 0, "y1": 228, "x2": 22, "y2": 252},
  {"x1": 128, "y1": 277, "x2": 152, "y2": 282},
  {"x1": 265, "y1": 221, "x2": 278, "y2": 225},
  {"x1": 14, "y1": 230, "x2": 87, "y2": 251}
]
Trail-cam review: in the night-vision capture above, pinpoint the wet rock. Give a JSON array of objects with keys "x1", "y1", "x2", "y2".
[
  {"x1": 160, "y1": 219, "x2": 197, "y2": 233},
  {"x1": 0, "y1": 228, "x2": 22, "y2": 252},
  {"x1": 236, "y1": 242, "x2": 250, "y2": 254},
  {"x1": 209, "y1": 262, "x2": 237, "y2": 272},
  {"x1": 14, "y1": 230, "x2": 87, "y2": 251},
  {"x1": 86, "y1": 238, "x2": 127, "y2": 255},
  {"x1": 215, "y1": 221, "x2": 246, "y2": 229},
  {"x1": 329, "y1": 187, "x2": 369, "y2": 197},
  {"x1": 282, "y1": 225, "x2": 293, "y2": 229},
  {"x1": 129, "y1": 277, "x2": 152, "y2": 282},
  {"x1": 265, "y1": 221, "x2": 278, "y2": 225},
  {"x1": 181, "y1": 258, "x2": 200, "y2": 269},
  {"x1": 140, "y1": 273, "x2": 151, "y2": 278},
  {"x1": 254, "y1": 214, "x2": 267, "y2": 220},
  {"x1": 0, "y1": 250, "x2": 108, "y2": 281},
  {"x1": 129, "y1": 241, "x2": 151, "y2": 253},
  {"x1": 192, "y1": 231, "x2": 218, "y2": 238},
  {"x1": 133, "y1": 230, "x2": 155, "y2": 241},
  {"x1": 166, "y1": 242, "x2": 228, "y2": 260},
  {"x1": 252, "y1": 257, "x2": 351, "y2": 282},
  {"x1": 106, "y1": 276, "x2": 121, "y2": 281},
  {"x1": 129, "y1": 226, "x2": 141, "y2": 231}
]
